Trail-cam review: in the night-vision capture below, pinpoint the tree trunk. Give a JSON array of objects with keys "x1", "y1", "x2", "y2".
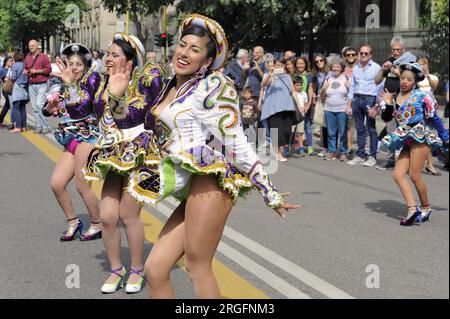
[
  {"x1": 308, "y1": 27, "x2": 314, "y2": 63},
  {"x1": 144, "y1": 27, "x2": 150, "y2": 51},
  {"x1": 132, "y1": 12, "x2": 143, "y2": 40},
  {"x1": 41, "y1": 36, "x2": 45, "y2": 53},
  {"x1": 308, "y1": 0, "x2": 315, "y2": 63},
  {"x1": 46, "y1": 34, "x2": 50, "y2": 55}
]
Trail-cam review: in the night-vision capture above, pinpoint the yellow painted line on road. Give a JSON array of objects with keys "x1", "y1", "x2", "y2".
[{"x1": 19, "y1": 130, "x2": 268, "y2": 299}]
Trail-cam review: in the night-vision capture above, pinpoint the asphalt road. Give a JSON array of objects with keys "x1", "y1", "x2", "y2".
[{"x1": 0, "y1": 110, "x2": 448, "y2": 299}]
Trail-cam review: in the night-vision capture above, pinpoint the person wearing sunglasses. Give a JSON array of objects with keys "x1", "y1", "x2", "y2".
[
  {"x1": 311, "y1": 53, "x2": 331, "y2": 158},
  {"x1": 342, "y1": 47, "x2": 358, "y2": 79},
  {"x1": 346, "y1": 44, "x2": 382, "y2": 167},
  {"x1": 342, "y1": 47, "x2": 358, "y2": 158}
]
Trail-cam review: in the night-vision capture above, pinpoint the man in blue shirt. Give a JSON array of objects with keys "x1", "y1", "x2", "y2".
[{"x1": 346, "y1": 44, "x2": 382, "y2": 167}]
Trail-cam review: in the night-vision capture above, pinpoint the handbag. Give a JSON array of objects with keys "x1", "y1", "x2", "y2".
[
  {"x1": 313, "y1": 75, "x2": 328, "y2": 127},
  {"x1": 293, "y1": 104, "x2": 304, "y2": 124},
  {"x1": 3, "y1": 78, "x2": 14, "y2": 94},
  {"x1": 3, "y1": 63, "x2": 27, "y2": 95},
  {"x1": 277, "y1": 75, "x2": 304, "y2": 125},
  {"x1": 313, "y1": 98, "x2": 325, "y2": 127},
  {"x1": 294, "y1": 108, "x2": 304, "y2": 124}
]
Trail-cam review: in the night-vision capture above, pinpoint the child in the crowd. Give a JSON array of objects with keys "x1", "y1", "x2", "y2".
[
  {"x1": 240, "y1": 86, "x2": 258, "y2": 140},
  {"x1": 291, "y1": 76, "x2": 308, "y2": 156}
]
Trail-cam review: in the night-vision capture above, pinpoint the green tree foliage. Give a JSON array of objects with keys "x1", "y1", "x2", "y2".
[
  {"x1": 420, "y1": 0, "x2": 449, "y2": 93},
  {"x1": 0, "y1": 0, "x2": 85, "y2": 52},
  {"x1": 0, "y1": 1, "x2": 13, "y2": 50},
  {"x1": 176, "y1": 0, "x2": 336, "y2": 54},
  {"x1": 101, "y1": 0, "x2": 173, "y2": 41}
]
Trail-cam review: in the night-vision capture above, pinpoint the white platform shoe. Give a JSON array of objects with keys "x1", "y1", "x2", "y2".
[
  {"x1": 125, "y1": 268, "x2": 145, "y2": 294},
  {"x1": 101, "y1": 266, "x2": 126, "y2": 294}
]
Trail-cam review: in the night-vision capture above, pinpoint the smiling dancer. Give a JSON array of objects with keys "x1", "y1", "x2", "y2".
[
  {"x1": 42, "y1": 43, "x2": 102, "y2": 242},
  {"x1": 380, "y1": 62, "x2": 449, "y2": 226},
  {"x1": 83, "y1": 33, "x2": 165, "y2": 294},
  {"x1": 130, "y1": 14, "x2": 300, "y2": 299}
]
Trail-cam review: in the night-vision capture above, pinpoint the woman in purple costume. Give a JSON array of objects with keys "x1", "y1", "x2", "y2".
[
  {"x1": 82, "y1": 33, "x2": 165, "y2": 294},
  {"x1": 43, "y1": 43, "x2": 102, "y2": 242}
]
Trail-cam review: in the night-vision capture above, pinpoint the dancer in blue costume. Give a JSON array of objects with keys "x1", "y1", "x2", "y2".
[{"x1": 380, "y1": 62, "x2": 449, "y2": 226}]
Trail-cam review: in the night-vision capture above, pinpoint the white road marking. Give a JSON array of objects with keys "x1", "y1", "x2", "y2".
[
  {"x1": 152, "y1": 200, "x2": 312, "y2": 299},
  {"x1": 164, "y1": 197, "x2": 354, "y2": 299}
]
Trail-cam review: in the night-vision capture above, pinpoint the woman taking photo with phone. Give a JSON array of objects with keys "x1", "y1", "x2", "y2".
[{"x1": 260, "y1": 59, "x2": 301, "y2": 162}]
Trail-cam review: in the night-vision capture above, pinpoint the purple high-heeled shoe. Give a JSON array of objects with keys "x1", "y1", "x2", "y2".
[
  {"x1": 400, "y1": 207, "x2": 422, "y2": 226},
  {"x1": 418, "y1": 208, "x2": 433, "y2": 222},
  {"x1": 60, "y1": 218, "x2": 84, "y2": 241},
  {"x1": 80, "y1": 221, "x2": 102, "y2": 241}
]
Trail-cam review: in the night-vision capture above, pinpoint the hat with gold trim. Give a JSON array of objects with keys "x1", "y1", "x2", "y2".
[
  {"x1": 181, "y1": 14, "x2": 228, "y2": 71},
  {"x1": 112, "y1": 33, "x2": 145, "y2": 69}
]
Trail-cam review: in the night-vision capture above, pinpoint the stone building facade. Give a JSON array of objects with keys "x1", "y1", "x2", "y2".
[{"x1": 50, "y1": 0, "x2": 179, "y2": 62}]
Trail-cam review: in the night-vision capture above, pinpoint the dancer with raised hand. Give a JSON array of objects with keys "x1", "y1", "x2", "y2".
[
  {"x1": 380, "y1": 62, "x2": 449, "y2": 226},
  {"x1": 42, "y1": 43, "x2": 102, "y2": 242},
  {"x1": 83, "y1": 33, "x2": 165, "y2": 294},
  {"x1": 132, "y1": 14, "x2": 300, "y2": 299}
]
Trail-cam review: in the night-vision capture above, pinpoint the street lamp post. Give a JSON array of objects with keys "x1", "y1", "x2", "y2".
[
  {"x1": 126, "y1": 0, "x2": 131, "y2": 34},
  {"x1": 163, "y1": 6, "x2": 167, "y2": 64}
]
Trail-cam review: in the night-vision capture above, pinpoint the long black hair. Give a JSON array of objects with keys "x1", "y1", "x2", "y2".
[
  {"x1": 180, "y1": 25, "x2": 217, "y2": 65},
  {"x1": 112, "y1": 38, "x2": 138, "y2": 71},
  {"x1": 3, "y1": 56, "x2": 13, "y2": 68}
]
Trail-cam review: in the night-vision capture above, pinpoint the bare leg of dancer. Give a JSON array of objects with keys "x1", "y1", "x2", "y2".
[
  {"x1": 101, "y1": 172, "x2": 123, "y2": 283},
  {"x1": 146, "y1": 201, "x2": 187, "y2": 299},
  {"x1": 409, "y1": 142, "x2": 432, "y2": 209},
  {"x1": 392, "y1": 147, "x2": 416, "y2": 212},
  {"x1": 146, "y1": 175, "x2": 233, "y2": 298},
  {"x1": 74, "y1": 142, "x2": 101, "y2": 225},
  {"x1": 184, "y1": 174, "x2": 233, "y2": 299},
  {"x1": 119, "y1": 190, "x2": 144, "y2": 283},
  {"x1": 50, "y1": 151, "x2": 76, "y2": 221}
]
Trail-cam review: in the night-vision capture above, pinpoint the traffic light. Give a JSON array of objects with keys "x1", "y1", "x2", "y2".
[
  {"x1": 154, "y1": 33, "x2": 162, "y2": 47},
  {"x1": 161, "y1": 32, "x2": 167, "y2": 47},
  {"x1": 168, "y1": 34, "x2": 174, "y2": 47},
  {"x1": 154, "y1": 33, "x2": 173, "y2": 47}
]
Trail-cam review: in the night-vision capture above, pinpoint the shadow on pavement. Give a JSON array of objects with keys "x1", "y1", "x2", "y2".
[
  {"x1": 365, "y1": 200, "x2": 448, "y2": 221},
  {"x1": 95, "y1": 242, "x2": 154, "y2": 272}
]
